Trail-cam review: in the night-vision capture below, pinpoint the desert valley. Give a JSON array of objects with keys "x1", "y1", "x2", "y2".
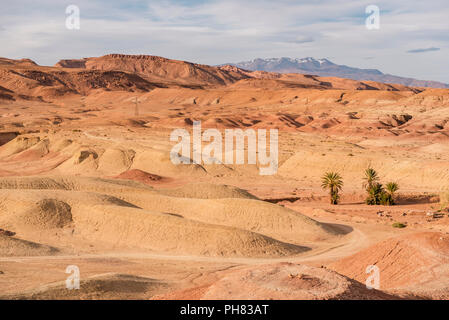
[{"x1": 0, "y1": 53, "x2": 449, "y2": 300}]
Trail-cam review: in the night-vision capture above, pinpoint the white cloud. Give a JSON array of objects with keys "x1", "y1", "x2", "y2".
[{"x1": 0, "y1": 0, "x2": 447, "y2": 82}]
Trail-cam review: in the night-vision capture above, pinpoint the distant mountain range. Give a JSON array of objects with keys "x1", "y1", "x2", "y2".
[
  {"x1": 222, "y1": 57, "x2": 449, "y2": 89},
  {"x1": 0, "y1": 54, "x2": 442, "y2": 103}
]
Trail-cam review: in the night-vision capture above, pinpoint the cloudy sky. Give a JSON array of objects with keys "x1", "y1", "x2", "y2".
[{"x1": 1, "y1": 0, "x2": 448, "y2": 82}]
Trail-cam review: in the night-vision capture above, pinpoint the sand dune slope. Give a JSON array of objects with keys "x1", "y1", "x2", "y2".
[
  {"x1": 2, "y1": 273, "x2": 169, "y2": 300},
  {"x1": 76, "y1": 204, "x2": 305, "y2": 257},
  {"x1": 0, "y1": 176, "x2": 341, "y2": 248},
  {"x1": 154, "y1": 262, "x2": 397, "y2": 300},
  {"x1": 0, "y1": 177, "x2": 329, "y2": 257},
  {"x1": 279, "y1": 149, "x2": 449, "y2": 190},
  {"x1": 329, "y1": 232, "x2": 449, "y2": 298},
  {"x1": 0, "y1": 135, "x2": 207, "y2": 178},
  {"x1": 0, "y1": 234, "x2": 58, "y2": 256},
  {"x1": 156, "y1": 182, "x2": 258, "y2": 199},
  {"x1": 95, "y1": 191, "x2": 340, "y2": 244}
]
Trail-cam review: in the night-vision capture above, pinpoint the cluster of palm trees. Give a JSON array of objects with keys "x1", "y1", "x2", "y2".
[
  {"x1": 363, "y1": 168, "x2": 399, "y2": 205},
  {"x1": 321, "y1": 168, "x2": 399, "y2": 206}
]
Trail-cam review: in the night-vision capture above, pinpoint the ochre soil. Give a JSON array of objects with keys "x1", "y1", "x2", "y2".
[{"x1": 1, "y1": 55, "x2": 449, "y2": 299}]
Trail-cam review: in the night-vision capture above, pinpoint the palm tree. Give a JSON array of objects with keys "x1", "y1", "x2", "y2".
[
  {"x1": 366, "y1": 182, "x2": 384, "y2": 205},
  {"x1": 385, "y1": 182, "x2": 399, "y2": 205},
  {"x1": 385, "y1": 182, "x2": 399, "y2": 196},
  {"x1": 363, "y1": 167, "x2": 379, "y2": 191},
  {"x1": 321, "y1": 172, "x2": 343, "y2": 205}
]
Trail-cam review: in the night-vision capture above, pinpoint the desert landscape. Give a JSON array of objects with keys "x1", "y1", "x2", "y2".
[{"x1": 0, "y1": 53, "x2": 448, "y2": 300}]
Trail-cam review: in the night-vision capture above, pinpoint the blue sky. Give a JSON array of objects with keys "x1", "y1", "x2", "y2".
[{"x1": 1, "y1": 0, "x2": 448, "y2": 82}]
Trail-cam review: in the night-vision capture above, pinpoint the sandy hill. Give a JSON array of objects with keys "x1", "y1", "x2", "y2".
[
  {"x1": 0, "y1": 57, "x2": 37, "y2": 67},
  {"x1": 1, "y1": 53, "x2": 449, "y2": 301},
  {"x1": 0, "y1": 175, "x2": 343, "y2": 257},
  {"x1": 278, "y1": 147, "x2": 449, "y2": 190},
  {"x1": 0, "y1": 57, "x2": 166, "y2": 101},
  {"x1": 0, "y1": 54, "x2": 422, "y2": 103},
  {"x1": 1, "y1": 273, "x2": 170, "y2": 300},
  {"x1": 0, "y1": 135, "x2": 206, "y2": 178},
  {"x1": 0, "y1": 233, "x2": 58, "y2": 256},
  {"x1": 329, "y1": 232, "x2": 449, "y2": 298},
  {"x1": 153, "y1": 262, "x2": 398, "y2": 300},
  {"x1": 55, "y1": 54, "x2": 251, "y2": 87}
]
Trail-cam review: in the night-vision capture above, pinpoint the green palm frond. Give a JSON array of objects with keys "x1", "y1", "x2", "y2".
[
  {"x1": 363, "y1": 167, "x2": 379, "y2": 189},
  {"x1": 385, "y1": 182, "x2": 399, "y2": 194},
  {"x1": 321, "y1": 172, "x2": 343, "y2": 205}
]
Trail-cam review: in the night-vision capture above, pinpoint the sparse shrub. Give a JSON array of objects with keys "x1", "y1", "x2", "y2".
[
  {"x1": 440, "y1": 187, "x2": 449, "y2": 211},
  {"x1": 392, "y1": 222, "x2": 406, "y2": 228}
]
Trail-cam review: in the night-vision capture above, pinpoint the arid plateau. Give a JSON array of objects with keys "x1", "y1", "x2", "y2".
[{"x1": 0, "y1": 54, "x2": 449, "y2": 299}]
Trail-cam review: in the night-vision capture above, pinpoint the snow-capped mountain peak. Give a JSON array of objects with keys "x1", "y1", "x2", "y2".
[{"x1": 219, "y1": 57, "x2": 448, "y2": 88}]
